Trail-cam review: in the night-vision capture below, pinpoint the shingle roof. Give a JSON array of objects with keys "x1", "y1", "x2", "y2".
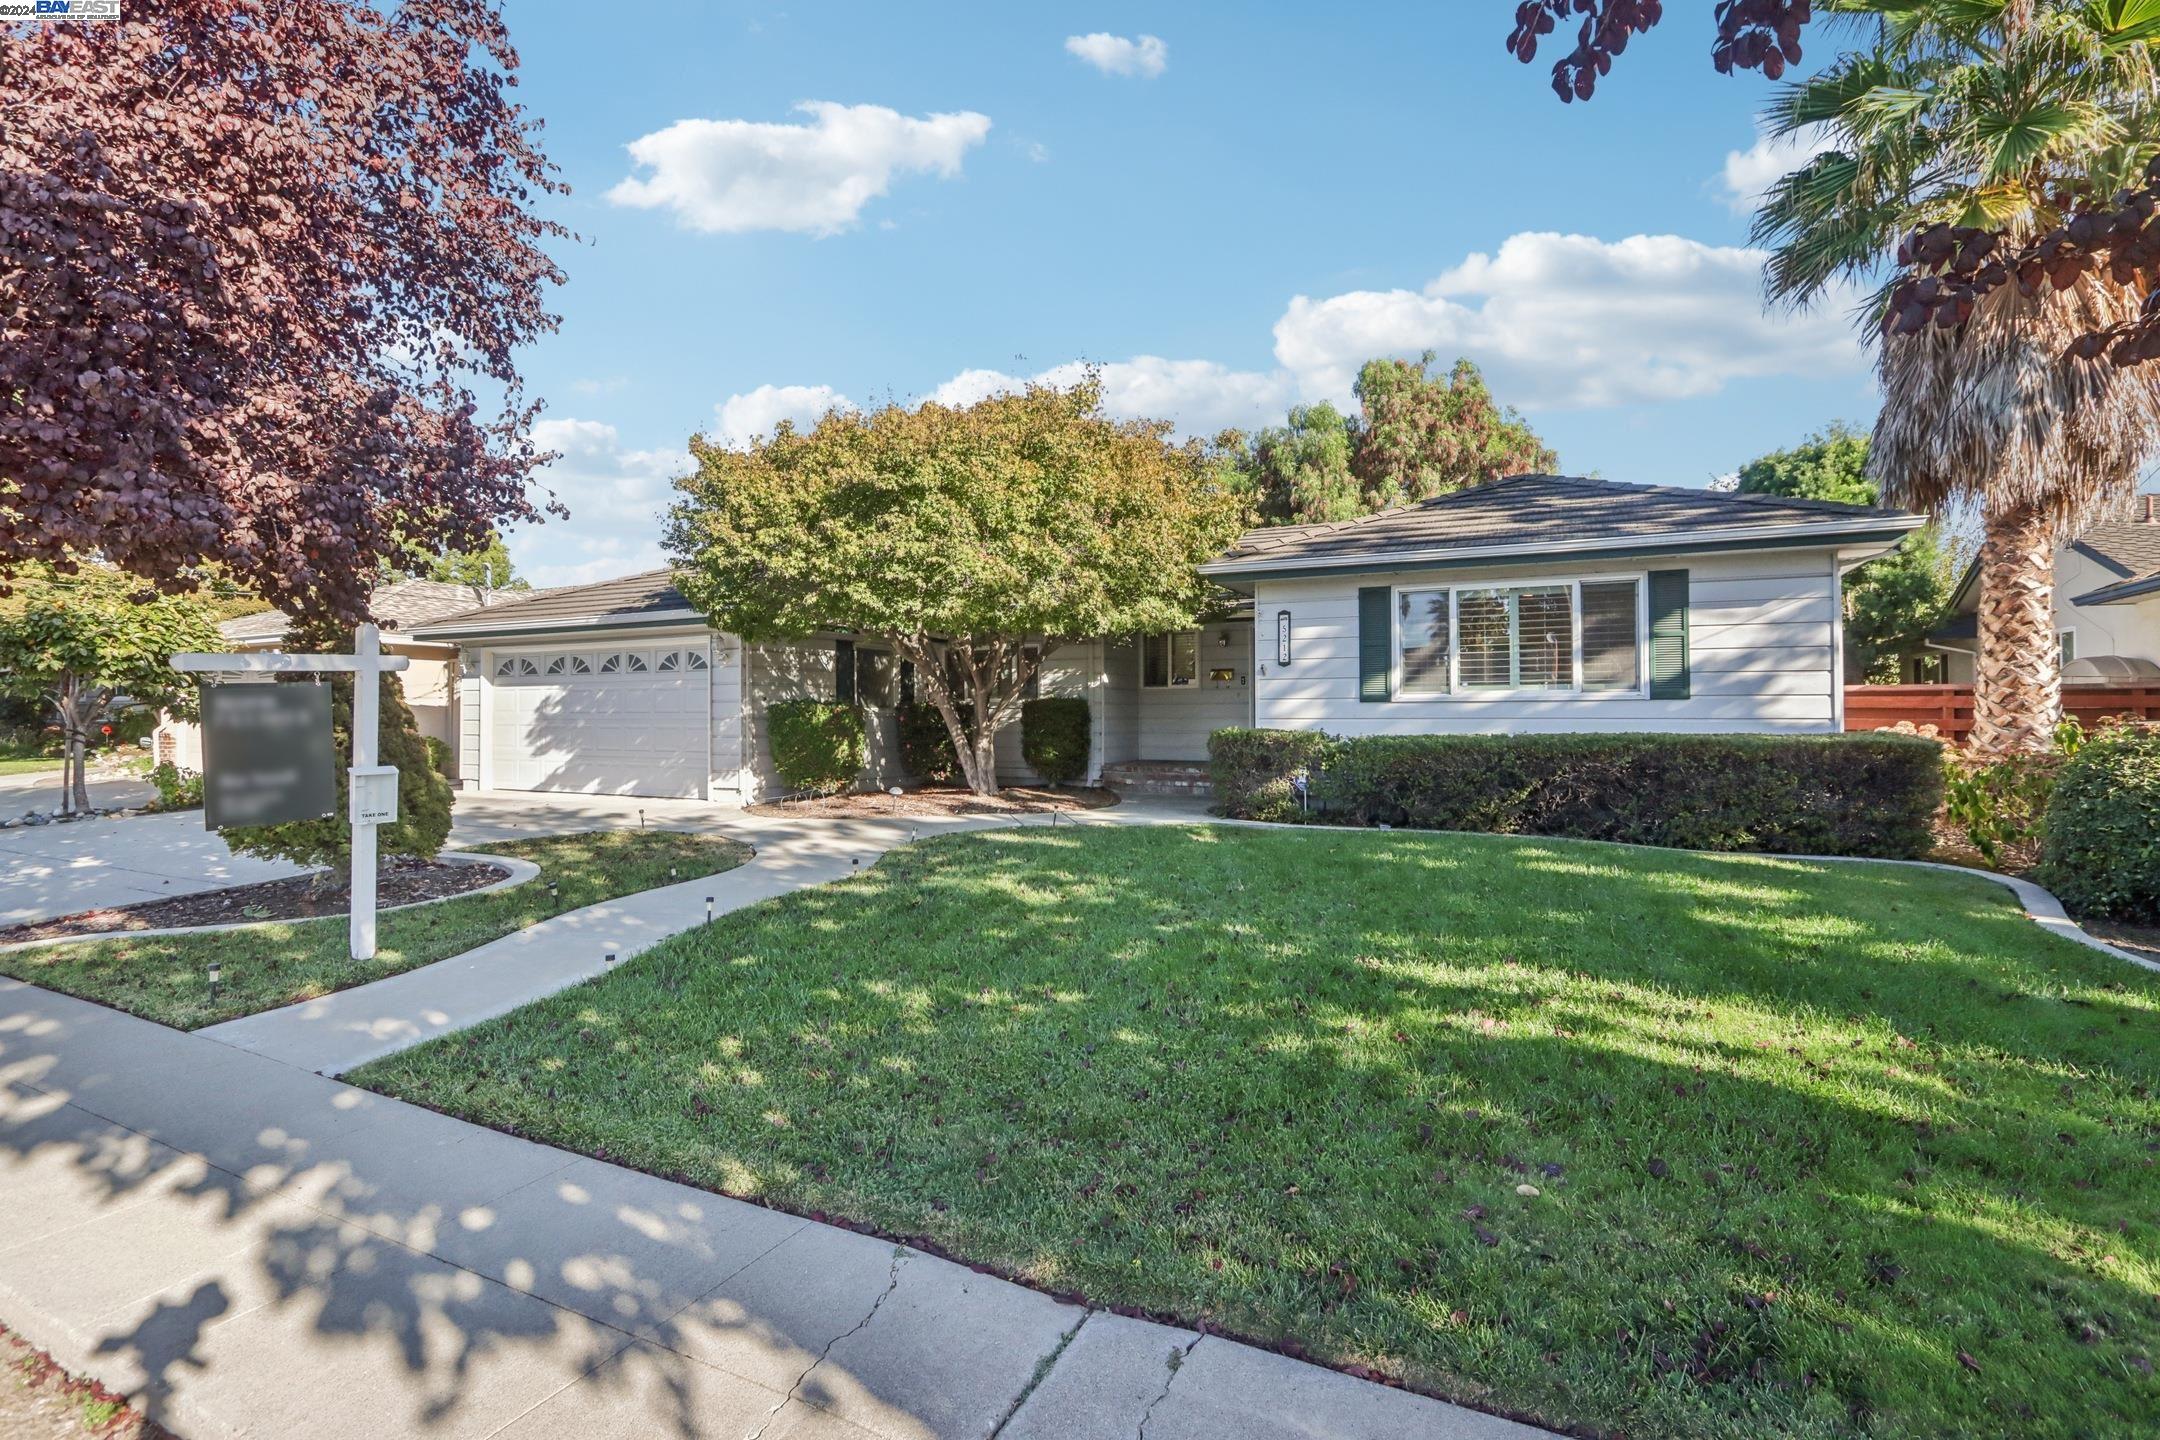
[
  {"x1": 407, "y1": 569, "x2": 698, "y2": 637},
  {"x1": 217, "y1": 578, "x2": 513, "y2": 644},
  {"x1": 1202, "y1": 473, "x2": 1918, "y2": 576},
  {"x1": 2071, "y1": 519, "x2": 2160, "y2": 579}
]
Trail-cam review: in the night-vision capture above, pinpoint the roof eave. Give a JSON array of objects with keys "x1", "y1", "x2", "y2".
[
  {"x1": 2070, "y1": 574, "x2": 2160, "y2": 607},
  {"x1": 1199, "y1": 515, "x2": 1926, "y2": 582},
  {"x1": 407, "y1": 607, "x2": 711, "y2": 641}
]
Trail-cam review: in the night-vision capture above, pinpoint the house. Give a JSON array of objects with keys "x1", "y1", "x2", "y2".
[
  {"x1": 152, "y1": 578, "x2": 507, "y2": 773},
  {"x1": 403, "y1": 475, "x2": 1922, "y2": 802},
  {"x1": 1926, "y1": 493, "x2": 2160, "y2": 685}
]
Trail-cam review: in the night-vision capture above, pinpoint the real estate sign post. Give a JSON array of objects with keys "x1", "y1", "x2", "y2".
[{"x1": 172, "y1": 624, "x2": 410, "y2": 961}]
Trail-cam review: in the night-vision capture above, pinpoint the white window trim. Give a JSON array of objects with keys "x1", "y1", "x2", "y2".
[
  {"x1": 1139, "y1": 630, "x2": 1201, "y2": 689},
  {"x1": 1392, "y1": 573, "x2": 1651, "y2": 701}
]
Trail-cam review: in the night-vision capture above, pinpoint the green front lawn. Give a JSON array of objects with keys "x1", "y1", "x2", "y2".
[
  {"x1": 355, "y1": 825, "x2": 2160, "y2": 1440},
  {"x1": 0, "y1": 757, "x2": 60, "y2": 776},
  {"x1": 0, "y1": 830, "x2": 751, "y2": 1029}
]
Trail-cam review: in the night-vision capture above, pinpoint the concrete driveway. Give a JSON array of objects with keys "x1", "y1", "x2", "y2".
[
  {"x1": 0, "y1": 767, "x2": 157, "y2": 818},
  {"x1": 0, "y1": 788, "x2": 747, "y2": 929}
]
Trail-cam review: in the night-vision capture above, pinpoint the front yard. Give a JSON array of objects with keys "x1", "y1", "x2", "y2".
[
  {"x1": 354, "y1": 824, "x2": 2160, "y2": 1440},
  {"x1": 0, "y1": 830, "x2": 751, "y2": 1029}
]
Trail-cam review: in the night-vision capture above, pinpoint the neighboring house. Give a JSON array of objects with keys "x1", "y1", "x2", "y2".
[
  {"x1": 1927, "y1": 493, "x2": 2160, "y2": 685},
  {"x1": 405, "y1": 475, "x2": 1921, "y2": 802},
  {"x1": 152, "y1": 579, "x2": 507, "y2": 773}
]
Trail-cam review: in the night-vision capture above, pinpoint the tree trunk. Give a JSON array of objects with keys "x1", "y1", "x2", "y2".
[{"x1": 1970, "y1": 502, "x2": 2060, "y2": 756}]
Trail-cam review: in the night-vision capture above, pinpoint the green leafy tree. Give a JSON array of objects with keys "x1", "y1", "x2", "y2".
[
  {"x1": 1231, "y1": 355, "x2": 1553, "y2": 523},
  {"x1": 408, "y1": 531, "x2": 530, "y2": 593},
  {"x1": 0, "y1": 565, "x2": 220, "y2": 814},
  {"x1": 220, "y1": 616, "x2": 453, "y2": 887},
  {"x1": 1351, "y1": 354, "x2": 1557, "y2": 511},
  {"x1": 1737, "y1": 426, "x2": 1955, "y2": 681},
  {"x1": 667, "y1": 375, "x2": 1245, "y2": 796}
]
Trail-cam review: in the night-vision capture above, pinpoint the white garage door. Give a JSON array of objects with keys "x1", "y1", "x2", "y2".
[{"x1": 488, "y1": 642, "x2": 709, "y2": 798}]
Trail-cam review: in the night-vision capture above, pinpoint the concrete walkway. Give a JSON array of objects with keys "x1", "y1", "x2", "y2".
[
  {"x1": 0, "y1": 976, "x2": 1549, "y2": 1440},
  {"x1": 200, "y1": 802, "x2": 1205, "y2": 1077}
]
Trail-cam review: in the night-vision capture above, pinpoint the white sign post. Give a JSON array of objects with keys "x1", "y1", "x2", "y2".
[{"x1": 173, "y1": 623, "x2": 409, "y2": 961}]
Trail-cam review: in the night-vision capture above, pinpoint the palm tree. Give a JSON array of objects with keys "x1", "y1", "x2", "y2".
[{"x1": 1754, "y1": 0, "x2": 2160, "y2": 752}]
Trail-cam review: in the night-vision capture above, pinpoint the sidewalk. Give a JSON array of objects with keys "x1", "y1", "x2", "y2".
[
  {"x1": 0, "y1": 974, "x2": 1552, "y2": 1440},
  {"x1": 201, "y1": 802, "x2": 1208, "y2": 1077}
]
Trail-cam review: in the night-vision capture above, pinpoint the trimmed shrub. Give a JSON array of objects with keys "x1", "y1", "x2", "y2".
[
  {"x1": 1021, "y1": 697, "x2": 1091, "y2": 786},
  {"x1": 424, "y1": 735, "x2": 455, "y2": 781},
  {"x1": 769, "y1": 700, "x2": 867, "y2": 796},
  {"x1": 1209, "y1": 728, "x2": 1343, "y2": 823},
  {"x1": 2040, "y1": 723, "x2": 2160, "y2": 922},
  {"x1": 1211, "y1": 728, "x2": 1942, "y2": 858},
  {"x1": 898, "y1": 702, "x2": 959, "y2": 783}
]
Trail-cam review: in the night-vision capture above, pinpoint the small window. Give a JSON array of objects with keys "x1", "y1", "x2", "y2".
[
  {"x1": 1141, "y1": 632, "x2": 1198, "y2": 688},
  {"x1": 599, "y1": 653, "x2": 621, "y2": 674},
  {"x1": 545, "y1": 655, "x2": 567, "y2": 675},
  {"x1": 516, "y1": 657, "x2": 539, "y2": 676},
  {"x1": 687, "y1": 649, "x2": 710, "y2": 671},
  {"x1": 495, "y1": 657, "x2": 516, "y2": 679},
  {"x1": 624, "y1": 652, "x2": 649, "y2": 673},
  {"x1": 657, "y1": 651, "x2": 681, "y2": 672},
  {"x1": 856, "y1": 649, "x2": 898, "y2": 708},
  {"x1": 566, "y1": 654, "x2": 591, "y2": 674},
  {"x1": 2060, "y1": 629, "x2": 2078, "y2": 663},
  {"x1": 1022, "y1": 644, "x2": 1043, "y2": 700}
]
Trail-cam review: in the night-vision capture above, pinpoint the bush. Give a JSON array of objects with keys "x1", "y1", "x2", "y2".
[
  {"x1": 424, "y1": 735, "x2": 455, "y2": 781},
  {"x1": 1020, "y1": 697, "x2": 1090, "y2": 786},
  {"x1": 768, "y1": 700, "x2": 867, "y2": 796},
  {"x1": 1210, "y1": 728, "x2": 1942, "y2": 858},
  {"x1": 2040, "y1": 722, "x2": 2160, "y2": 922},
  {"x1": 148, "y1": 761, "x2": 203, "y2": 811},
  {"x1": 1209, "y1": 728, "x2": 1343, "y2": 823},
  {"x1": 898, "y1": 702, "x2": 957, "y2": 783},
  {"x1": 1940, "y1": 749, "x2": 2061, "y2": 869}
]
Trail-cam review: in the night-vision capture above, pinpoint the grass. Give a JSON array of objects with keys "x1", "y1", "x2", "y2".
[
  {"x1": 354, "y1": 824, "x2": 2160, "y2": 1440},
  {"x1": 0, "y1": 830, "x2": 751, "y2": 1029},
  {"x1": 0, "y1": 757, "x2": 60, "y2": 776}
]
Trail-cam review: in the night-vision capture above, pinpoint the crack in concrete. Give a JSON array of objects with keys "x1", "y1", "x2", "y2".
[
  {"x1": 746, "y1": 1245, "x2": 910, "y2": 1439},
  {"x1": 987, "y1": 1309, "x2": 1090, "y2": 1438},
  {"x1": 1135, "y1": 1333, "x2": 1203, "y2": 1440}
]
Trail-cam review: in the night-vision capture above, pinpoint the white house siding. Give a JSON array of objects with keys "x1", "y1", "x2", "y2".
[
  {"x1": 1252, "y1": 551, "x2": 1841, "y2": 736},
  {"x1": 991, "y1": 640, "x2": 1098, "y2": 784},
  {"x1": 2058, "y1": 547, "x2": 2160, "y2": 665},
  {"x1": 1097, "y1": 636, "x2": 1141, "y2": 768},
  {"x1": 1130, "y1": 621, "x2": 1254, "y2": 759},
  {"x1": 708, "y1": 633, "x2": 748, "y2": 801},
  {"x1": 455, "y1": 668, "x2": 481, "y2": 788}
]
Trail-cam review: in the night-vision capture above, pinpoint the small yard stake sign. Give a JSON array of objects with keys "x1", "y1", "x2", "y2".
[{"x1": 172, "y1": 623, "x2": 409, "y2": 962}]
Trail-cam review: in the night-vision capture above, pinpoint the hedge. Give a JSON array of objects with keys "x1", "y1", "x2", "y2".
[
  {"x1": 898, "y1": 702, "x2": 959, "y2": 783},
  {"x1": 1021, "y1": 697, "x2": 1091, "y2": 786},
  {"x1": 2040, "y1": 722, "x2": 2160, "y2": 923},
  {"x1": 768, "y1": 700, "x2": 867, "y2": 796},
  {"x1": 1208, "y1": 728, "x2": 1942, "y2": 859}
]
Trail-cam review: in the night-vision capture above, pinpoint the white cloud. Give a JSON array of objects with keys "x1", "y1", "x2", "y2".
[
  {"x1": 1064, "y1": 32, "x2": 1168, "y2": 78},
  {"x1": 711, "y1": 383, "x2": 852, "y2": 448},
  {"x1": 1271, "y1": 232, "x2": 1864, "y2": 411},
  {"x1": 1718, "y1": 122, "x2": 1833, "y2": 215},
  {"x1": 607, "y1": 101, "x2": 992, "y2": 236},
  {"x1": 924, "y1": 358, "x2": 1290, "y2": 438},
  {"x1": 510, "y1": 418, "x2": 690, "y2": 587}
]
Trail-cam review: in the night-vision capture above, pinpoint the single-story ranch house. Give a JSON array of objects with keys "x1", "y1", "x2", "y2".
[{"x1": 390, "y1": 475, "x2": 1921, "y2": 802}]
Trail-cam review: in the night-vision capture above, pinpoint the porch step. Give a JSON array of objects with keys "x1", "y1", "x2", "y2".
[{"x1": 1102, "y1": 761, "x2": 1214, "y2": 800}]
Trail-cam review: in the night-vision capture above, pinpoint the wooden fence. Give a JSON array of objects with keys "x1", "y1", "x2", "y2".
[{"x1": 1845, "y1": 684, "x2": 2160, "y2": 742}]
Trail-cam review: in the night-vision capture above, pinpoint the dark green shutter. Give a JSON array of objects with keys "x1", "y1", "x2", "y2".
[
  {"x1": 899, "y1": 659, "x2": 916, "y2": 707},
  {"x1": 1648, "y1": 569, "x2": 1690, "y2": 700},
  {"x1": 1357, "y1": 586, "x2": 1392, "y2": 703},
  {"x1": 834, "y1": 639, "x2": 856, "y2": 703}
]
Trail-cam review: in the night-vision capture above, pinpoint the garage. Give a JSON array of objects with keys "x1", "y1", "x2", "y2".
[{"x1": 486, "y1": 641, "x2": 710, "y2": 798}]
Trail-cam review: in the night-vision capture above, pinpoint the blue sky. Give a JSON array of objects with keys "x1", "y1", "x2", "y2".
[{"x1": 496, "y1": 2, "x2": 1875, "y2": 586}]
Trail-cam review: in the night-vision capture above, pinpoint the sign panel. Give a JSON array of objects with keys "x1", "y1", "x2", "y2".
[{"x1": 201, "y1": 683, "x2": 336, "y2": 830}]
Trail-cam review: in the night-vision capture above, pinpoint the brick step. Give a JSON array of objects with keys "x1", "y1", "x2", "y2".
[{"x1": 1102, "y1": 762, "x2": 1213, "y2": 799}]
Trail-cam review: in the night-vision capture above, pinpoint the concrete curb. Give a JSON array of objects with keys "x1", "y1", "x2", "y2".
[{"x1": 0, "y1": 852, "x2": 540, "y2": 957}]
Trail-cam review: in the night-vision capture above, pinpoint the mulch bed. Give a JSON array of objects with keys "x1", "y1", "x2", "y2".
[
  {"x1": 2085, "y1": 918, "x2": 2160, "y2": 964},
  {"x1": 0, "y1": 857, "x2": 511, "y2": 944},
  {"x1": 0, "y1": 1324, "x2": 176, "y2": 1440},
  {"x1": 746, "y1": 784, "x2": 1119, "y2": 820}
]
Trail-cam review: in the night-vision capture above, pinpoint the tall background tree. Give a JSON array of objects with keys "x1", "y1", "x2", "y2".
[
  {"x1": 1735, "y1": 425, "x2": 1961, "y2": 681},
  {"x1": 667, "y1": 379, "x2": 1246, "y2": 796},
  {"x1": 0, "y1": 565, "x2": 220, "y2": 815},
  {"x1": 1512, "y1": 0, "x2": 2160, "y2": 753},
  {"x1": 1231, "y1": 354, "x2": 1554, "y2": 523},
  {"x1": 1751, "y1": 1, "x2": 2160, "y2": 751},
  {"x1": 1, "y1": 0, "x2": 568, "y2": 625}
]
